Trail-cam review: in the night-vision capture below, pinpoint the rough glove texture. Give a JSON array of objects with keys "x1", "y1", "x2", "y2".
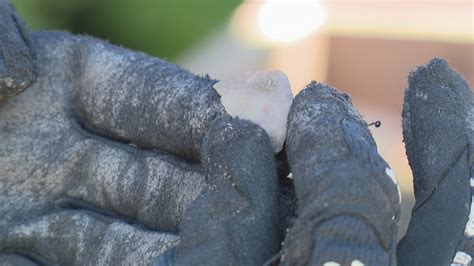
[
  {"x1": 280, "y1": 82, "x2": 400, "y2": 266},
  {"x1": 0, "y1": 30, "x2": 225, "y2": 264},
  {"x1": 174, "y1": 116, "x2": 281, "y2": 265},
  {"x1": 397, "y1": 58, "x2": 473, "y2": 266},
  {"x1": 0, "y1": 24, "x2": 284, "y2": 264},
  {"x1": 72, "y1": 33, "x2": 226, "y2": 161}
]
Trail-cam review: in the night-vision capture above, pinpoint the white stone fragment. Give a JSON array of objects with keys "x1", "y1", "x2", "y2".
[
  {"x1": 351, "y1": 260, "x2": 364, "y2": 266},
  {"x1": 464, "y1": 196, "x2": 474, "y2": 237},
  {"x1": 323, "y1": 262, "x2": 340, "y2": 266},
  {"x1": 385, "y1": 167, "x2": 397, "y2": 184},
  {"x1": 214, "y1": 70, "x2": 294, "y2": 152},
  {"x1": 451, "y1": 251, "x2": 472, "y2": 266}
]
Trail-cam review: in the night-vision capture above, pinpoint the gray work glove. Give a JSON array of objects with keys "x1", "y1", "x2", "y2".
[
  {"x1": 0, "y1": 1, "x2": 281, "y2": 265},
  {"x1": 276, "y1": 59, "x2": 473, "y2": 266},
  {"x1": 1, "y1": 1, "x2": 472, "y2": 265}
]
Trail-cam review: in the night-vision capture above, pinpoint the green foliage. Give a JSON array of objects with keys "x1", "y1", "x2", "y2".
[{"x1": 11, "y1": 0, "x2": 241, "y2": 60}]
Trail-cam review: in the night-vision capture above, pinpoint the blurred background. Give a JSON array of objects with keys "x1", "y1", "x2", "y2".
[{"x1": 12, "y1": 0, "x2": 473, "y2": 238}]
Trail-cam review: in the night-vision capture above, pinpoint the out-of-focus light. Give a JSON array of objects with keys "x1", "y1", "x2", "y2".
[{"x1": 257, "y1": 0, "x2": 328, "y2": 43}]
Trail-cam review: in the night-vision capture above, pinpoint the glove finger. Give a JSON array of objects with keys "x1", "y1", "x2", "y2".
[
  {"x1": 281, "y1": 83, "x2": 401, "y2": 266},
  {"x1": 170, "y1": 116, "x2": 281, "y2": 265},
  {"x1": 60, "y1": 136, "x2": 206, "y2": 233},
  {"x1": 42, "y1": 32, "x2": 226, "y2": 161},
  {"x1": 0, "y1": 210, "x2": 178, "y2": 265},
  {"x1": 397, "y1": 58, "x2": 473, "y2": 266},
  {"x1": 0, "y1": 0, "x2": 36, "y2": 104}
]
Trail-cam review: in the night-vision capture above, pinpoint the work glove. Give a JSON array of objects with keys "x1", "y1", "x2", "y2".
[
  {"x1": 0, "y1": 1, "x2": 281, "y2": 265},
  {"x1": 1, "y1": 1, "x2": 472, "y2": 265},
  {"x1": 276, "y1": 58, "x2": 473, "y2": 266}
]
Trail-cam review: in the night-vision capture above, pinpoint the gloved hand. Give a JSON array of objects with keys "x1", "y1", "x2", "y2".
[
  {"x1": 0, "y1": 1, "x2": 281, "y2": 265},
  {"x1": 1, "y1": 1, "x2": 472, "y2": 265},
  {"x1": 276, "y1": 58, "x2": 473, "y2": 266}
]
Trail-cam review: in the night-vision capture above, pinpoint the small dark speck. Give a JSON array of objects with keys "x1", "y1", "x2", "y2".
[{"x1": 368, "y1": 120, "x2": 381, "y2": 128}]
